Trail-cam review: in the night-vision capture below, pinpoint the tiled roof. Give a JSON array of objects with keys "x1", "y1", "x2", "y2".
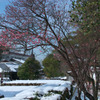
[
  {"x1": 2, "y1": 51, "x2": 31, "y2": 57},
  {"x1": 0, "y1": 63, "x2": 10, "y2": 72},
  {"x1": 0, "y1": 62, "x2": 20, "y2": 72},
  {"x1": 9, "y1": 52, "x2": 30, "y2": 57}
]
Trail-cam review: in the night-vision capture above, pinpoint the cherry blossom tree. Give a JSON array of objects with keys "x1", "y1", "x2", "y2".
[{"x1": 0, "y1": 0, "x2": 99, "y2": 99}]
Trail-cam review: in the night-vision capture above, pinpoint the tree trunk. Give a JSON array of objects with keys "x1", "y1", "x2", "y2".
[
  {"x1": 92, "y1": 73, "x2": 99, "y2": 100},
  {"x1": 81, "y1": 85, "x2": 95, "y2": 100},
  {"x1": 78, "y1": 88, "x2": 81, "y2": 100},
  {"x1": 95, "y1": 74, "x2": 99, "y2": 100},
  {"x1": 84, "y1": 91, "x2": 94, "y2": 100}
]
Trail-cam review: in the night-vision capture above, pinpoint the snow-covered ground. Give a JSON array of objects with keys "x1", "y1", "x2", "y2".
[
  {"x1": 0, "y1": 80, "x2": 71, "y2": 100},
  {"x1": 0, "y1": 80, "x2": 99, "y2": 100}
]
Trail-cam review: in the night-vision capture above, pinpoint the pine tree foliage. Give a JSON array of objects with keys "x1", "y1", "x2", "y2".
[
  {"x1": 43, "y1": 54, "x2": 63, "y2": 78},
  {"x1": 17, "y1": 57, "x2": 41, "y2": 80}
]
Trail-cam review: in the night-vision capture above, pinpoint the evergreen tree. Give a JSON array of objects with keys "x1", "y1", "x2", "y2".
[
  {"x1": 70, "y1": 0, "x2": 99, "y2": 36},
  {"x1": 17, "y1": 56, "x2": 41, "y2": 80},
  {"x1": 69, "y1": 0, "x2": 100, "y2": 100},
  {"x1": 43, "y1": 54, "x2": 63, "y2": 78}
]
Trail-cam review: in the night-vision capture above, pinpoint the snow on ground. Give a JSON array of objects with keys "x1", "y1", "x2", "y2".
[
  {"x1": 0, "y1": 80, "x2": 71, "y2": 100},
  {"x1": 0, "y1": 80, "x2": 97, "y2": 100},
  {"x1": 4, "y1": 80, "x2": 71, "y2": 85}
]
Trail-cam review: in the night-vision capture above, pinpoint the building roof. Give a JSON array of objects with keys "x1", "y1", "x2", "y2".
[
  {"x1": 5, "y1": 62, "x2": 19, "y2": 72},
  {"x1": 0, "y1": 62, "x2": 20, "y2": 72},
  {"x1": 0, "y1": 63, "x2": 10, "y2": 72},
  {"x1": 0, "y1": 68, "x2": 3, "y2": 72},
  {"x1": 12, "y1": 58, "x2": 25, "y2": 64},
  {"x1": 9, "y1": 52, "x2": 30, "y2": 57},
  {"x1": 2, "y1": 51, "x2": 30, "y2": 57}
]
